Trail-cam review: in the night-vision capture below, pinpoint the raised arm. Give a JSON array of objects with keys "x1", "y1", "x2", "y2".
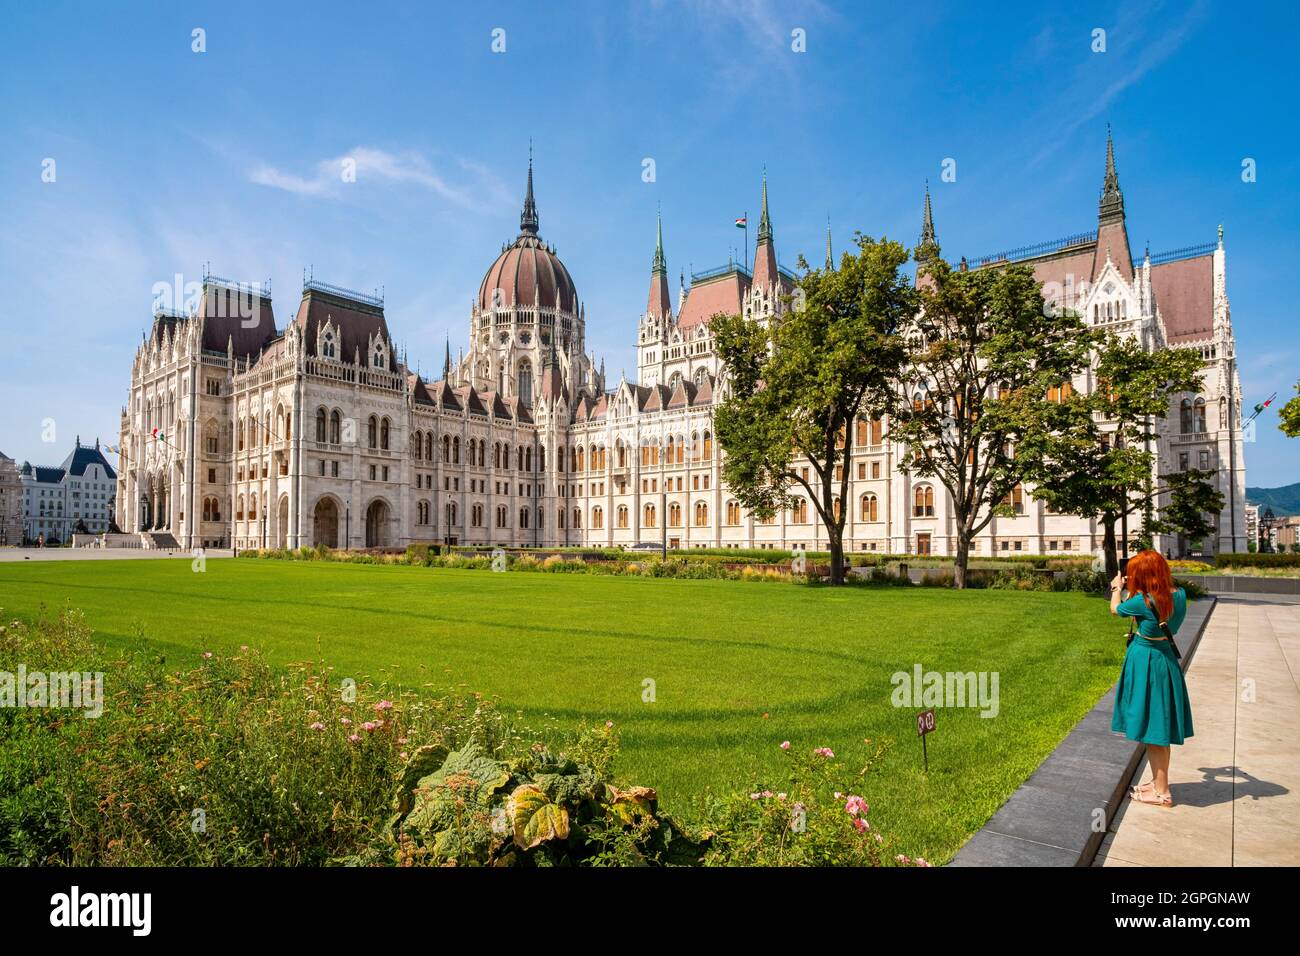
[{"x1": 1109, "y1": 572, "x2": 1127, "y2": 615}]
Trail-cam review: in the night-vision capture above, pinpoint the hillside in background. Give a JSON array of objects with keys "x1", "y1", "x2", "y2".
[{"x1": 1247, "y1": 482, "x2": 1300, "y2": 516}]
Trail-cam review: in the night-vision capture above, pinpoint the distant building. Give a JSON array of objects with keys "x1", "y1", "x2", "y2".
[
  {"x1": 19, "y1": 438, "x2": 118, "y2": 543},
  {"x1": 0, "y1": 452, "x2": 22, "y2": 545},
  {"x1": 1277, "y1": 516, "x2": 1300, "y2": 553},
  {"x1": 1244, "y1": 503, "x2": 1259, "y2": 550}
]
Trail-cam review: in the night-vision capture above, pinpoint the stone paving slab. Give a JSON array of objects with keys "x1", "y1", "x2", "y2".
[
  {"x1": 951, "y1": 596, "x2": 1216, "y2": 867},
  {"x1": 1095, "y1": 594, "x2": 1300, "y2": 867}
]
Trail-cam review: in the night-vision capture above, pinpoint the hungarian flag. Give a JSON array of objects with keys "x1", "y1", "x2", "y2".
[
  {"x1": 734, "y1": 217, "x2": 746, "y2": 228},
  {"x1": 151, "y1": 427, "x2": 164, "y2": 442},
  {"x1": 1254, "y1": 393, "x2": 1276, "y2": 415}
]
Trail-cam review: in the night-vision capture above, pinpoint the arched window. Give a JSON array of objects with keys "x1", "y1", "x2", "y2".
[
  {"x1": 249, "y1": 493, "x2": 258, "y2": 520},
  {"x1": 443, "y1": 434, "x2": 451, "y2": 462},
  {"x1": 675, "y1": 435, "x2": 685, "y2": 464},
  {"x1": 203, "y1": 498, "x2": 213, "y2": 522},
  {"x1": 644, "y1": 503, "x2": 657, "y2": 527},
  {"x1": 573, "y1": 507, "x2": 582, "y2": 529},
  {"x1": 330, "y1": 410, "x2": 341, "y2": 444},
  {"x1": 380, "y1": 418, "x2": 390, "y2": 450},
  {"x1": 577, "y1": 446, "x2": 585, "y2": 472},
  {"x1": 367, "y1": 416, "x2": 378, "y2": 449},
  {"x1": 913, "y1": 486, "x2": 935, "y2": 517},
  {"x1": 518, "y1": 360, "x2": 533, "y2": 404},
  {"x1": 494, "y1": 442, "x2": 501, "y2": 468},
  {"x1": 1002, "y1": 484, "x2": 1024, "y2": 515},
  {"x1": 525, "y1": 447, "x2": 532, "y2": 471},
  {"x1": 726, "y1": 500, "x2": 741, "y2": 525},
  {"x1": 617, "y1": 441, "x2": 626, "y2": 468},
  {"x1": 617, "y1": 505, "x2": 628, "y2": 529},
  {"x1": 520, "y1": 507, "x2": 530, "y2": 529},
  {"x1": 694, "y1": 501, "x2": 708, "y2": 526},
  {"x1": 237, "y1": 417, "x2": 245, "y2": 451},
  {"x1": 1193, "y1": 397, "x2": 1207, "y2": 433},
  {"x1": 703, "y1": 430, "x2": 713, "y2": 458},
  {"x1": 861, "y1": 493, "x2": 879, "y2": 522},
  {"x1": 669, "y1": 502, "x2": 682, "y2": 527},
  {"x1": 453, "y1": 436, "x2": 460, "y2": 463},
  {"x1": 237, "y1": 495, "x2": 245, "y2": 520},
  {"x1": 413, "y1": 430, "x2": 423, "y2": 460},
  {"x1": 316, "y1": 408, "x2": 326, "y2": 442},
  {"x1": 501, "y1": 443, "x2": 511, "y2": 470},
  {"x1": 424, "y1": 432, "x2": 432, "y2": 460},
  {"x1": 445, "y1": 501, "x2": 457, "y2": 528},
  {"x1": 592, "y1": 506, "x2": 604, "y2": 529},
  {"x1": 792, "y1": 499, "x2": 808, "y2": 524}
]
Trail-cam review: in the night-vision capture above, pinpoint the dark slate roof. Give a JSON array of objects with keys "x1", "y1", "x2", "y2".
[
  {"x1": 294, "y1": 285, "x2": 390, "y2": 363},
  {"x1": 60, "y1": 443, "x2": 117, "y2": 480},
  {"x1": 200, "y1": 282, "x2": 277, "y2": 358}
]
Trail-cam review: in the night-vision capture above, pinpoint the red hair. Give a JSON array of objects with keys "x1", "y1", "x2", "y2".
[{"x1": 1126, "y1": 550, "x2": 1175, "y2": 621}]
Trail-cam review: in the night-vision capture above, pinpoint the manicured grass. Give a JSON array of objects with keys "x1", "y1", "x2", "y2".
[{"x1": 0, "y1": 558, "x2": 1125, "y2": 863}]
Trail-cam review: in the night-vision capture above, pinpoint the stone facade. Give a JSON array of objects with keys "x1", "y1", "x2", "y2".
[
  {"x1": 115, "y1": 136, "x2": 1247, "y2": 556},
  {"x1": 0, "y1": 452, "x2": 23, "y2": 546},
  {"x1": 17, "y1": 440, "x2": 117, "y2": 544}
]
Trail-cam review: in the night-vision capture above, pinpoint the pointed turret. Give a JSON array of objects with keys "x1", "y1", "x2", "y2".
[
  {"x1": 1099, "y1": 125, "x2": 1124, "y2": 222},
  {"x1": 1093, "y1": 126, "x2": 1133, "y2": 281},
  {"x1": 443, "y1": 335, "x2": 451, "y2": 379},
  {"x1": 917, "y1": 182, "x2": 939, "y2": 262},
  {"x1": 647, "y1": 210, "x2": 672, "y2": 320},
  {"x1": 520, "y1": 150, "x2": 539, "y2": 237},
  {"x1": 751, "y1": 170, "x2": 778, "y2": 289},
  {"x1": 825, "y1": 217, "x2": 834, "y2": 271}
]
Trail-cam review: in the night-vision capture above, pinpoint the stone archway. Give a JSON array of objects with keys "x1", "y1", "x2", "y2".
[
  {"x1": 365, "y1": 499, "x2": 391, "y2": 548},
  {"x1": 313, "y1": 497, "x2": 339, "y2": 549},
  {"x1": 277, "y1": 496, "x2": 289, "y2": 549}
]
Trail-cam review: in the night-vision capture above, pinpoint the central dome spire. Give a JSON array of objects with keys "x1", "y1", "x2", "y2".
[{"x1": 520, "y1": 148, "x2": 539, "y2": 236}]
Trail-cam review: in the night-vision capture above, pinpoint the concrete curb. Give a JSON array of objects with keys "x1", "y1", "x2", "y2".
[{"x1": 949, "y1": 595, "x2": 1217, "y2": 867}]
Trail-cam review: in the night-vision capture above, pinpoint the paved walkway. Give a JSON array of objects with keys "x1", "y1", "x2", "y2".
[
  {"x1": 0, "y1": 548, "x2": 233, "y2": 562},
  {"x1": 1095, "y1": 594, "x2": 1300, "y2": 866}
]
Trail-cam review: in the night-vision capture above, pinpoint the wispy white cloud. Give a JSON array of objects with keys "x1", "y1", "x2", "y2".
[
  {"x1": 1026, "y1": 1, "x2": 1209, "y2": 167},
  {"x1": 249, "y1": 146, "x2": 488, "y2": 207}
]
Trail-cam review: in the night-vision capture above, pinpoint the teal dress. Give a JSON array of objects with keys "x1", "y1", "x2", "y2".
[{"x1": 1111, "y1": 588, "x2": 1194, "y2": 746}]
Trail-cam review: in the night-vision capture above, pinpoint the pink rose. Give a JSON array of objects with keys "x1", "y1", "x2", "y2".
[{"x1": 780, "y1": 741, "x2": 791, "y2": 750}]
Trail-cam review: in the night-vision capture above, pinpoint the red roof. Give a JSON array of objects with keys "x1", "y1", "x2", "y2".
[
  {"x1": 1152, "y1": 254, "x2": 1215, "y2": 345},
  {"x1": 678, "y1": 269, "x2": 750, "y2": 330}
]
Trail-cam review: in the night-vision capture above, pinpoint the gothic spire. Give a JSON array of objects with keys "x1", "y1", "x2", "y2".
[
  {"x1": 1099, "y1": 124, "x2": 1124, "y2": 222},
  {"x1": 443, "y1": 335, "x2": 451, "y2": 379},
  {"x1": 652, "y1": 208, "x2": 667, "y2": 276},
  {"x1": 825, "y1": 217, "x2": 833, "y2": 271},
  {"x1": 647, "y1": 210, "x2": 672, "y2": 319},
  {"x1": 917, "y1": 181, "x2": 940, "y2": 262},
  {"x1": 757, "y1": 169, "x2": 772, "y2": 245},
  {"x1": 520, "y1": 147, "x2": 539, "y2": 236}
]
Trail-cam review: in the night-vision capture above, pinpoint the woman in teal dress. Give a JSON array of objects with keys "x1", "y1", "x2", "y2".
[{"x1": 1109, "y1": 549, "x2": 1194, "y2": 808}]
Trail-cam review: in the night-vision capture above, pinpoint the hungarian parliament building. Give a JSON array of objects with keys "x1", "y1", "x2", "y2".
[{"x1": 114, "y1": 134, "x2": 1247, "y2": 557}]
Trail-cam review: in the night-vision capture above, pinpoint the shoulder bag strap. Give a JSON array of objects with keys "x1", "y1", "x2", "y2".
[{"x1": 1141, "y1": 592, "x2": 1182, "y2": 660}]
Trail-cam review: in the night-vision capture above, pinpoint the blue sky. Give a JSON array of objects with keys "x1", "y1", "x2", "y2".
[{"x1": 2, "y1": 0, "x2": 1298, "y2": 485}]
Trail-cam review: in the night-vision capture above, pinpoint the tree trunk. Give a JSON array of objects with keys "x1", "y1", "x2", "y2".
[
  {"x1": 954, "y1": 526, "x2": 970, "y2": 589},
  {"x1": 1102, "y1": 515, "x2": 1119, "y2": 581},
  {"x1": 828, "y1": 529, "x2": 845, "y2": 586}
]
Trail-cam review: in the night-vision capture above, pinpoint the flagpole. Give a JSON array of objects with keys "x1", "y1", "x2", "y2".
[{"x1": 745, "y1": 211, "x2": 749, "y2": 271}]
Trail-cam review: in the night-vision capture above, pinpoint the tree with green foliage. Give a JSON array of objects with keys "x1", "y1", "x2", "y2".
[
  {"x1": 1031, "y1": 335, "x2": 1207, "y2": 576},
  {"x1": 887, "y1": 257, "x2": 1094, "y2": 588},
  {"x1": 1150, "y1": 467, "x2": 1226, "y2": 552},
  {"x1": 711, "y1": 235, "x2": 914, "y2": 585},
  {"x1": 1279, "y1": 380, "x2": 1300, "y2": 438}
]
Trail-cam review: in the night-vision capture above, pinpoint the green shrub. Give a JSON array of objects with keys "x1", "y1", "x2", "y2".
[
  {"x1": 1216, "y1": 552, "x2": 1300, "y2": 569},
  {"x1": 989, "y1": 566, "x2": 1055, "y2": 592}
]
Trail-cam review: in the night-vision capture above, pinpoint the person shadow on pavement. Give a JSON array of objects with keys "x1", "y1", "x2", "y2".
[{"x1": 1171, "y1": 765, "x2": 1289, "y2": 807}]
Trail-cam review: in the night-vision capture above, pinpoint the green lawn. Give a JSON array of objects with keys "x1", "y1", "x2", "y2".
[{"x1": 0, "y1": 558, "x2": 1126, "y2": 863}]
